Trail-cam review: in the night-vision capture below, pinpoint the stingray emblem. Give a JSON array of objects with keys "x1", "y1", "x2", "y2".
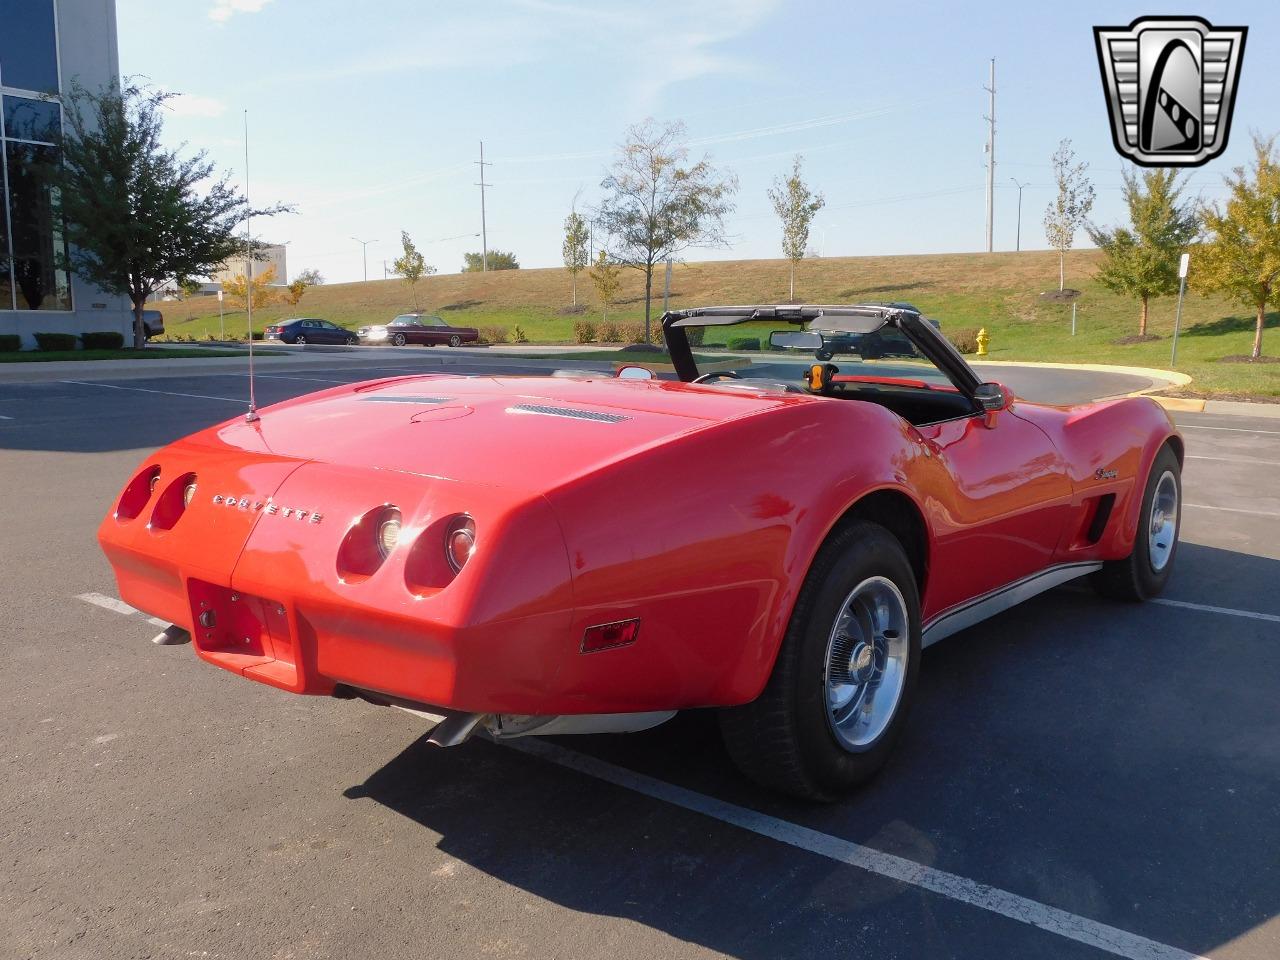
[{"x1": 1094, "y1": 16, "x2": 1246, "y2": 167}]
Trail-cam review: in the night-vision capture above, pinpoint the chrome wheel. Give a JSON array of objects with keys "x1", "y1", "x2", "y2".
[
  {"x1": 1148, "y1": 469, "x2": 1178, "y2": 572},
  {"x1": 823, "y1": 576, "x2": 909, "y2": 752}
]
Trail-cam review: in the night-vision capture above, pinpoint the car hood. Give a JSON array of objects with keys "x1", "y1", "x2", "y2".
[{"x1": 196, "y1": 374, "x2": 812, "y2": 492}]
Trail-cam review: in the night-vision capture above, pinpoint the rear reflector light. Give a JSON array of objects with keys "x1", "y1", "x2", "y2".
[{"x1": 581, "y1": 618, "x2": 640, "y2": 654}]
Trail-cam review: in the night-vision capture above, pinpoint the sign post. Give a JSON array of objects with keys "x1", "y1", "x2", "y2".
[
  {"x1": 1170, "y1": 252, "x2": 1189, "y2": 367},
  {"x1": 217, "y1": 289, "x2": 225, "y2": 341}
]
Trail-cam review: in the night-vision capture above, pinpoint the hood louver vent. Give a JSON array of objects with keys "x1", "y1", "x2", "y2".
[
  {"x1": 508, "y1": 403, "x2": 629, "y2": 424},
  {"x1": 359, "y1": 395, "x2": 454, "y2": 405}
]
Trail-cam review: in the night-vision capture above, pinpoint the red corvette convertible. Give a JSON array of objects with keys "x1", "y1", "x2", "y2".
[{"x1": 98, "y1": 304, "x2": 1182, "y2": 798}]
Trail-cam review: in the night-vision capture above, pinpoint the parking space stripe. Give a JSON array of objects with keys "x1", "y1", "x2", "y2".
[
  {"x1": 59, "y1": 380, "x2": 246, "y2": 404},
  {"x1": 504, "y1": 738, "x2": 1208, "y2": 960},
  {"x1": 78, "y1": 591, "x2": 140, "y2": 616},
  {"x1": 1186, "y1": 455, "x2": 1280, "y2": 466},
  {"x1": 1184, "y1": 503, "x2": 1280, "y2": 518},
  {"x1": 1153, "y1": 597, "x2": 1280, "y2": 624},
  {"x1": 1179, "y1": 424, "x2": 1280, "y2": 436}
]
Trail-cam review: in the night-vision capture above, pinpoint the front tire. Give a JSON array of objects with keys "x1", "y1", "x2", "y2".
[
  {"x1": 720, "y1": 521, "x2": 921, "y2": 800},
  {"x1": 1093, "y1": 444, "x2": 1181, "y2": 601},
  {"x1": 392, "y1": 333, "x2": 406, "y2": 347},
  {"x1": 295, "y1": 335, "x2": 307, "y2": 345},
  {"x1": 449, "y1": 334, "x2": 462, "y2": 347}
]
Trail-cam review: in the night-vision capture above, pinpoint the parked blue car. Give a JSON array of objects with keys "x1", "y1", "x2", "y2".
[{"x1": 264, "y1": 318, "x2": 358, "y2": 345}]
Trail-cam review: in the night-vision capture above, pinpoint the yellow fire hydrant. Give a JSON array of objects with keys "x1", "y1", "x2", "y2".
[{"x1": 976, "y1": 327, "x2": 990, "y2": 357}]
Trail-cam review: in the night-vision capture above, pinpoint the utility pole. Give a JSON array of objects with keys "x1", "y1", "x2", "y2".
[
  {"x1": 475, "y1": 141, "x2": 492, "y2": 272},
  {"x1": 350, "y1": 236, "x2": 376, "y2": 282},
  {"x1": 983, "y1": 58, "x2": 996, "y2": 253},
  {"x1": 1010, "y1": 178, "x2": 1028, "y2": 252}
]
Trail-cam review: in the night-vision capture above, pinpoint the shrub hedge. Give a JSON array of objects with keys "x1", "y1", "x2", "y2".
[
  {"x1": 81, "y1": 331, "x2": 125, "y2": 350},
  {"x1": 573, "y1": 319, "x2": 597, "y2": 344},
  {"x1": 34, "y1": 332, "x2": 77, "y2": 351},
  {"x1": 945, "y1": 327, "x2": 980, "y2": 354},
  {"x1": 727, "y1": 336, "x2": 760, "y2": 351},
  {"x1": 0, "y1": 334, "x2": 20, "y2": 352}
]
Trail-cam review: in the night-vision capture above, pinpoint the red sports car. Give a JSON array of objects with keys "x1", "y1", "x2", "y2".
[{"x1": 98, "y1": 304, "x2": 1182, "y2": 799}]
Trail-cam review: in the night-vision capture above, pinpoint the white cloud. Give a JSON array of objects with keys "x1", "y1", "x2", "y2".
[
  {"x1": 209, "y1": 0, "x2": 274, "y2": 24},
  {"x1": 166, "y1": 93, "x2": 227, "y2": 118}
]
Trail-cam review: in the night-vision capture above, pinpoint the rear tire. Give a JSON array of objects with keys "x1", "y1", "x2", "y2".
[
  {"x1": 449, "y1": 334, "x2": 462, "y2": 347},
  {"x1": 296, "y1": 335, "x2": 307, "y2": 345},
  {"x1": 1093, "y1": 445, "x2": 1181, "y2": 601},
  {"x1": 719, "y1": 521, "x2": 921, "y2": 800}
]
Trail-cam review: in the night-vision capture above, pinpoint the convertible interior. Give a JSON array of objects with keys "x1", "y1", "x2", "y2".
[{"x1": 695, "y1": 369, "x2": 978, "y2": 427}]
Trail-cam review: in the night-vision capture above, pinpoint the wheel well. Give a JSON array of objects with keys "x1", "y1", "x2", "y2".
[
  {"x1": 1164, "y1": 434, "x2": 1184, "y2": 467},
  {"x1": 834, "y1": 489, "x2": 929, "y2": 594}
]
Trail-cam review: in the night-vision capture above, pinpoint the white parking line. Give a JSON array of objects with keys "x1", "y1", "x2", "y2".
[
  {"x1": 77, "y1": 592, "x2": 167, "y2": 627},
  {"x1": 504, "y1": 738, "x2": 1207, "y2": 960},
  {"x1": 1187, "y1": 455, "x2": 1280, "y2": 466},
  {"x1": 1153, "y1": 597, "x2": 1280, "y2": 624},
  {"x1": 59, "y1": 380, "x2": 245, "y2": 404},
  {"x1": 0, "y1": 414, "x2": 12, "y2": 420},
  {"x1": 1184, "y1": 503, "x2": 1280, "y2": 518},
  {"x1": 1179, "y1": 424, "x2": 1280, "y2": 436}
]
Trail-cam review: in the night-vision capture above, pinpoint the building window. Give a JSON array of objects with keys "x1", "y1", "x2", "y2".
[
  {"x1": 0, "y1": 0, "x2": 60, "y2": 93},
  {"x1": 5, "y1": 141, "x2": 71, "y2": 310}
]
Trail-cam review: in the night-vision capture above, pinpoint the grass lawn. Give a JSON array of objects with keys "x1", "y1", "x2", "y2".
[
  {"x1": 149, "y1": 250, "x2": 1278, "y2": 398},
  {"x1": 0, "y1": 347, "x2": 250, "y2": 362},
  {"x1": 517, "y1": 350, "x2": 734, "y2": 364}
]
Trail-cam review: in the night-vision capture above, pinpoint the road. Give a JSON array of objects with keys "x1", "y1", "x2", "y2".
[{"x1": 2, "y1": 352, "x2": 1277, "y2": 960}]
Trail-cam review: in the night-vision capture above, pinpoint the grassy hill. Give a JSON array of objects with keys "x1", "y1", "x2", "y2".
[{"x1": 155, "y1": 250, "x2": 1278, "y2": 398}]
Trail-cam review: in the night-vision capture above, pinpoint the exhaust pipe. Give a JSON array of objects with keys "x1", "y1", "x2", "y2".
[{"x1": 152, "y1": 624, "x2": 191, "y2": 646}]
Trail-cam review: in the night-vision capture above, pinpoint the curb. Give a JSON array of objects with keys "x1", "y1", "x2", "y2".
[{"x1": 1151, "y1": 396, "x2": 1206, "y2": 413}]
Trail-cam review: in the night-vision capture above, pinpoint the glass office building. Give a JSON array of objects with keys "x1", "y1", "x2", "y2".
[{"x1": 0, "y1": 0, "x2": 128, "y2": 344}]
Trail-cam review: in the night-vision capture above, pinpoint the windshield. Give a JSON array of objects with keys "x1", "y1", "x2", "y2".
[{"x1": 677, "y1": 317, "x2": 957, "y2": 390}]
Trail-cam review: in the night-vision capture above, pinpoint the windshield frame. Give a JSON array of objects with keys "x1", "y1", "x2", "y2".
[{"x1": 661, "y1": 304, "x2": 983, "y2": 401}]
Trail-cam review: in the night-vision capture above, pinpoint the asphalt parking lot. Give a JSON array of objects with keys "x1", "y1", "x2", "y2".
[{"x1": 2, "y1": 351, "x2": 1278, "y2": 960}]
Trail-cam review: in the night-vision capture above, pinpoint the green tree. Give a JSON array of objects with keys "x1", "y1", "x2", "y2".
[
  {"x1": 589, "y1": 251, "x2": 621, "y2": 322},
  {"x1": 284, "y1": 278, "x2": 308, "y2": 306},
  {"x1": 562, "y1": 210, "x2": 590, "y2": 306},
  {"x1": 596, "y1": 119, "x2": 738, "y2": 341},
  {"x1": 392, "y1": 230, "x2": 435, "y2": 309},
  {"x1": 178, "y1": 277, "x2": 202, "y2": 300},
  {"x1": 463, "y1": 250, "x2": 519, "y2": 271},
  {"x1": 46, "y1": 81, "x2": 286, "y2": 348},
  {"x1": 1043, "y1": 139, "x2": 1096, "y2": 291},
  {"x1": 768, "y1": 155, "x2": 825, "y2": 302},
  {"x1": 295, "y1": 267, "x2": 324, "y2": 286},
  {"x1": 1087, "y1": 168, "x2": 1199, "y2": 336},
  {"x1": 1196, "y1": 135, "x2": 1280, "y2": 359}
]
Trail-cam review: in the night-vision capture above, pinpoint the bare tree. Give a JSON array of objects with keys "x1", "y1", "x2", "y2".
[
  {"x1": 768, "y1": 155, "x2": 825, "y2": 301},
  {"x1": 1043, "y1": 139, "x2": 1096, "y2": 291},
  {"x1": 596, "y1": 119, "x2": 738, "y2": 341},
  {"x1": 562, "y1": 209, "x2": 589, "y2": 307}
]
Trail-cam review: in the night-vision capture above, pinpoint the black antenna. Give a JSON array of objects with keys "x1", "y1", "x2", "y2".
[{"x1": 243, "y1": 109, "x2": 259, "y2": 423}]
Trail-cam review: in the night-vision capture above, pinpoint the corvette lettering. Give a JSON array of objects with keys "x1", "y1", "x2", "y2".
[{"x1": 211, "y1": 494, "x2": 323, "y2": 523}]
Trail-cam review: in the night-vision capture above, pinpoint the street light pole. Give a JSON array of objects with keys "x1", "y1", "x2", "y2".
[
  {"x1": 1010, "y1": 178, "x2": 1028, "y2": 252},
  {"x1": 350, "y1": 237, "x2": 376, "y2": 283}
]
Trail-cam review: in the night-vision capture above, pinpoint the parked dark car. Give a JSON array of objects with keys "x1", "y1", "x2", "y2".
[
  {"x1": 264, "y1": 318, "x2": 358, "y2": 345},
  {"x1": 142, "y1": 309, "x2": 164, "y2": 339},
  {"x1": 359, "y1": 314, "x2": 479, "y2": 347},
  {"x1": 812, "y1": 301, "x2": 940, "y2": 361}
]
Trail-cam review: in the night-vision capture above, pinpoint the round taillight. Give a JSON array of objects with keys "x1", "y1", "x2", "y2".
[
  {"x1": 376, "y1": 511, "x2": 402, "y2": 558},
  {"x1": 149, "y1": 472, "x2": 197, "y2": 531},
  {"x1": 116, "y1": 465, "x2": 162, "y2": 521},
  {"x1": 445, "y1": 516, "x2": 475, "y2": 573}
]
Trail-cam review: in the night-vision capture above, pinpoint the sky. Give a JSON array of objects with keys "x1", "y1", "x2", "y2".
[{"x1": 116, "y1": 0, "x2": 1277, "y2": 284}]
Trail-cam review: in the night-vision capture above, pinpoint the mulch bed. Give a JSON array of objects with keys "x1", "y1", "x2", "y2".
[
  {"x1": 1038, "y1": 289, "x2": 1082, "y2": 302},
  {"x1": 1218, "y1": 354, "x2": 1280, "y2": 364},
  {"x1": 1112, "y1": 334, "x2": 1163, "y2": 345}
]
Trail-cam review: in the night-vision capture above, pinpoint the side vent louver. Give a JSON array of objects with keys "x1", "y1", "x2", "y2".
[{"x1": 508, "y1": 403, "x2": 629, "y2": 424}]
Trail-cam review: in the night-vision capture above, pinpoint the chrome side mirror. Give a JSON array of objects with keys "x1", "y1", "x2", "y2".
[
  {"x1": 616, "y1": 365, "x2": 655, "y2": 380},
  {"x1": 974, "y1": 382, "x2": 1011, "y2": 412}
]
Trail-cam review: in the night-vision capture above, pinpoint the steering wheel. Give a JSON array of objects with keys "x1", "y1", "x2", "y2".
[{"x1": 692, "y1": 371, "x2": 742, "y2": 384}]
